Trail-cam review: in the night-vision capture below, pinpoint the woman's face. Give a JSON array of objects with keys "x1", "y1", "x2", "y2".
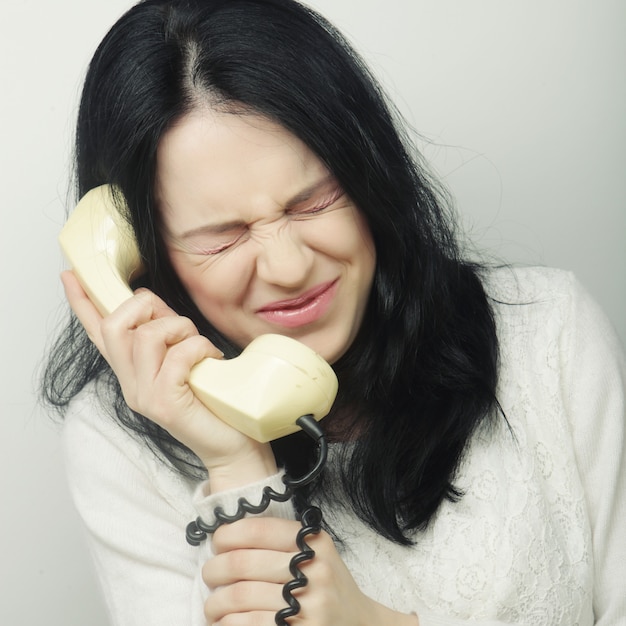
[{"x1": 155, "y1": 110, "x2": 376, "y2": 363}]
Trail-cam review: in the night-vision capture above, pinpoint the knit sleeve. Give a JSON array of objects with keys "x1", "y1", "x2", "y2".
[
  {"x1": 559, "y1": 277, "x2": 626, "y2": 624},
  {"x1": 62, "y1": 385, "x2": 295, "y2": 625}
]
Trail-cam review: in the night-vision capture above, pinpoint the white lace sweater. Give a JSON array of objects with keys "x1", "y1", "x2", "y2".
[{"x1": 63, "y1": 267, "x2": 626, "y2": 625}]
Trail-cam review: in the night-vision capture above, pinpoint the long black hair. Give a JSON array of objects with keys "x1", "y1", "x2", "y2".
[{"x1": 43, "y1": 0, "x2": 499, "y2": 544}]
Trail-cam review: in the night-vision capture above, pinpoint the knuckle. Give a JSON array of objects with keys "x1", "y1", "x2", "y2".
[
  {"x1": 226, "y1": 581, "x2": 254, "y2": 606},
  {"x1": 178, "y1": 315, "x2": 198, "y2": 333},
  {"x1": 164, "y1": 341, "x2": 193, "y2": 367},
  {"x1": 133, "y1": 322, "x2": 157, "y2": 341},
  {"x1": 227, "y1": 549, "x2": 253, "y2": 577},
  {"x1": 162, "y1": 315, "x2": 196, "y2": 341},
  {"x1": 247, "y1": 516, "x2": 279, "y2": 542}
]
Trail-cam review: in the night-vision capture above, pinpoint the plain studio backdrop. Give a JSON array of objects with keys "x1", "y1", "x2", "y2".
[{"x1": 1, "y1": 1, "x2": 624, "y2": 623}]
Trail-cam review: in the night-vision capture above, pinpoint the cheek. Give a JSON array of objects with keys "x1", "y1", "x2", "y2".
[
  {"x1": 168, "y1": 251, "x2": 252, "y2": 312},
  {"x1": 303, "y1": 209, "x2": 375, "y2": 264},
  {"x1": 332, "y1": 210, "x2": 376, "y2": 274}
]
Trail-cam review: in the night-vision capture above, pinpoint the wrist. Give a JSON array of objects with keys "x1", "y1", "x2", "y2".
[{"x1": 204, "y1": 442, "x2": 278, "y2": 493}]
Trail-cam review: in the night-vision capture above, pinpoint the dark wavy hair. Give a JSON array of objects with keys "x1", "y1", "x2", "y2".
[{"x1": 43, "y1": 0, "x2": 499, "y2": 544}]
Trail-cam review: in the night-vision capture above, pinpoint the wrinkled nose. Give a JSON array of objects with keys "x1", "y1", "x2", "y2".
[{"x1": 255, "y1": 226, "x2": 314, "y2": 288}]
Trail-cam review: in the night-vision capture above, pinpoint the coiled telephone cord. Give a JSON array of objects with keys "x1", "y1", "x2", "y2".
[{"x1": 186, "y1": 414, "x2": 328, "y2": 626}]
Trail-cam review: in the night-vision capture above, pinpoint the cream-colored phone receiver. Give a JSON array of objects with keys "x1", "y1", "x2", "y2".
[{"x1": 59, "y1": 185, "x2": 338, "y2": 442}]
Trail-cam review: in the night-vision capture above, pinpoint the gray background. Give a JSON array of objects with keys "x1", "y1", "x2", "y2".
[{"x1": 1, "y1": 1, "x2": 624, "y2": 623}]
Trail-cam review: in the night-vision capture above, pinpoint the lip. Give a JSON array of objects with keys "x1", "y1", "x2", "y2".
[{"x1": 255, "y1": 280, "x2": 338, "y2": 329}]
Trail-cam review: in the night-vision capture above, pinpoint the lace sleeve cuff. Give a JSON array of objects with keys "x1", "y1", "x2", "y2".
[{"x1": 192, "y1": 470, "x2": 296, "y2": 526}]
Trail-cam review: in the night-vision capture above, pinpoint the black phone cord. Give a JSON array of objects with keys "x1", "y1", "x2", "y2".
[{"x1": 185, "y1": 414, "x2": 328, "y2": 625}]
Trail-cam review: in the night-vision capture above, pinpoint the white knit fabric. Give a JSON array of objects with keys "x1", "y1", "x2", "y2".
[{"x1": 63, "y1": 267, "x2": 626, "y2": 625}]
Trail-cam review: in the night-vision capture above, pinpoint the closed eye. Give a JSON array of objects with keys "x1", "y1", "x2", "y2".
[
  {"x1": 183, "y1": 228, "x2": 248, "y2": 255},
  {"x1": 288, "y1": 189, "x2": 346, "y2": 218}
]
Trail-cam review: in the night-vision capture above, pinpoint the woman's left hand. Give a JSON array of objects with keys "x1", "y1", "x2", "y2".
[{"x1": 202, "y1": 517, "x2": 419, "y2": 625}]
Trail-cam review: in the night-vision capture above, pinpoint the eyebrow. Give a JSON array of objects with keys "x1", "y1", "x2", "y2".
[{"x1": 176, "y1": 173, "x2": 339, "y2": 240}]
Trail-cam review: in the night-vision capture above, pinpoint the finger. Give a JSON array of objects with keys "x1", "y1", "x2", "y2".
[
  {"x1": 208, "y1": 610, "x2": 279, "y2": 626},
  {"x1": 212, "y1": 517, "x2": 301, "y2": 554},
  {"x1": 61, "y1": 270, "x2": 108, "y2": 358},
  {"x1": 131, "y1": 314, "x2": 203, "y2": 382},
  {"x1": 202, "y1": 548, "x2": 293, "y2": 589},
  {"x1": 99, "y1": 289, "x2": 185, "y2": 386},
  {"x1": 132, "y1": 287, "x2": 179, "y2": 320},
  {"x1": 100, "y1": 287, "x2": 173, "y2": 341},
  {"x1": 204, "y1": 581, "x2": 283, "y2": 624},
  {"x1": 155, "y1": 333, "x2": 224, "y2": 405},
  {"x1": 132, "y1": 333, "x2": 220, "y2": 424}
]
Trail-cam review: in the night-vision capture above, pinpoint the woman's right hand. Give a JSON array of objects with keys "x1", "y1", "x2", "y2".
[{"x1": 61, "y1": 270, "x2": 278, "y2": 491}]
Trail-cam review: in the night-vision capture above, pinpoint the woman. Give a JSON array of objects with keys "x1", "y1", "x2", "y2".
[{"x1": 43, "y1": 0, "x2": 625, "y2": 624}]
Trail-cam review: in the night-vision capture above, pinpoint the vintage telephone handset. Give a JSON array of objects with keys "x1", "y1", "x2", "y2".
[
  {"x1": 59, "y1": 185, "x2": 337, "y2": 623},
  {"x1": 58, "y1": 185, "x2": 338, "y2": 442}
]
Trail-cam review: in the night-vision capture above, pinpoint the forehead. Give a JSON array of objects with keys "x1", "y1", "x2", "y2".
[{"x1": 155, "y1": 110, "x2": 329, "y2": 223}]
